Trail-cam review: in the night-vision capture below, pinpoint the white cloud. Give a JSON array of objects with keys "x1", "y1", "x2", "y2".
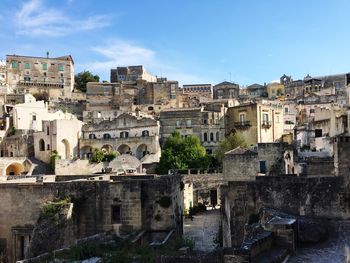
[
  {"x1": 82, "y1": 39, "x2": 207, "y2": 85},
  {"x1": 15, "y1": 0, "x2": 110, "y2": 37}
]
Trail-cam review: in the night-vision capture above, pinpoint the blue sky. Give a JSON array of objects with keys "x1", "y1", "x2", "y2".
[{"x1": 0, "y1": 0, "x2": 349, "y2": 85}]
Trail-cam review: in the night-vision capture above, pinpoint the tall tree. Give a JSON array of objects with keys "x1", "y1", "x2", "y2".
[
  {"x1": 156, "y1": 131, "x2": 210, "y2": 174},
  {"x1": 215, "y1": 132, "x2": 248, "y2": 165},
  {"x1": 74, "y1": 71, "x2": 100, "y2": 92}
]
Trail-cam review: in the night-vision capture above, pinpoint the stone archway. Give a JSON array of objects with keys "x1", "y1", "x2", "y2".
[
  {"x1": 136, "y1": 144, "x2": 149, "y2": 159},
  {"x1": 80, "y1": 145, "x2": 93, "y2": 159},
  {"x1": 5, "y1": 162, "x2": 25, "y2": 176},
  {"x1": 117, "y1": 144, "x2": 132, "y2": 155},
  {"x1": 61, "y1": 139, "x2": 70, "y2": 160},
  {"x1": 101, "y1": 144, "x2": 113, "y2": 154}
]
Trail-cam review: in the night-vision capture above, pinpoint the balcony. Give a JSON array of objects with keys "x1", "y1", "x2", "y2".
[
  {"x1": 261, "y1": 121, "x2": 272, "y2": 129},
  {"x1": 234, "y1": 121, "x2": 251, "y2": 129}
]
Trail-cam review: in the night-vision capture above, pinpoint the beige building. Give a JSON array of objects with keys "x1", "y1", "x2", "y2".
[
  {"x1": 266, "y1": 82, "x2": 285, "y2": 100},
  {"x1": 6, "y1": 54, "x2": 74, "y2": 99},
  {"x1": 12, "y1": 100, "x2": 77, "y2": 131},
  {"x1": 80, "y1": 113, "x2": 161, "y2": 160},
  {"x1": 110, "y1": 65, "x2": 157, "y2": 83},
  {"x1": 213, "y1": 81, "x2": 239, "y2": 99},
  {"x1": 0, "y1": 60, "x2": 6, "y2": 86},
  {"x1": 159, "y1": 104, "x2": 226, "y2": 154},
  {"x1": 226, "y1": 101, "x2": 284, "y2": 146},
  {"x1": 33, "y1": 118, "x2": 83, "y2": 163}
]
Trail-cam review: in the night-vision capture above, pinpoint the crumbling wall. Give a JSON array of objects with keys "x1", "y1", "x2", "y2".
[{"x1": 222, "y1": 176, "x2": 350, "y2": 247}]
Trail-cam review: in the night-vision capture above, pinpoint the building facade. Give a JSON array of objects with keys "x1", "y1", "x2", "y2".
[
  {"x1": 80, "y1": 113, "x2": 161, "y2": 160},
  {"x1": 226, "y1": 101, "x2": 284, "y2": 146},
  {"x1": 213, "y1": 81, "x2": 239, "y2": 100},
  {"x1": 6, "y1": 54, "x2": 74, "y2": 99},
  {"x1": 159, "y1": 105, "x2": 226, "y2": 154},
  {"x1": 110, "y1": 65, "x2": 157, "y2": 83}
]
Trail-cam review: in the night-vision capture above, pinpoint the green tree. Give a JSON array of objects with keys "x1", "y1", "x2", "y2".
[
  {"x1": 156, "y1": 131, "x2": 210, "y2": 174},
  {"x1": 74, "y1": 71, "x2": 100, "y2": 92},
  {"x1": 50, "y1": 150, "x2": 61, "y2": 170},
  {"x1": 215, "y1": 132, "x2": 247, "y2": 165},
  {"x1": 91, "y1": 149, "x2": 105, "y2": 163}
]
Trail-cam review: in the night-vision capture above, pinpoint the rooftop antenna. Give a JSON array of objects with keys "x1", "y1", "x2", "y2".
[{"x1": 46, "y1": 51, "x2": 49, "y2": 58}]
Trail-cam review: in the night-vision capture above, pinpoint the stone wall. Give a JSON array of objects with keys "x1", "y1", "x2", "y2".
[
  {"x1": 222, "y1": 176, "x2": 350, "y2": 247},
  {"x1": 0, "y1": 175, "x2": 183, "y2": 262}
]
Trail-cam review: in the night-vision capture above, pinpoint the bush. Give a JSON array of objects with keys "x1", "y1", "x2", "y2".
[
  {"x1": 91, "y1": 149, "x2": 105, "y2": 163},
  {"x1": 104, "y1": 151, "x2": 118, "y2": 162}
]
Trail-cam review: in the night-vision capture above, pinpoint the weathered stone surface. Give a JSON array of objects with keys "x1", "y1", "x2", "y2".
[{"x1": 298, "y1": 218, "x2": 328, "y2": 243}]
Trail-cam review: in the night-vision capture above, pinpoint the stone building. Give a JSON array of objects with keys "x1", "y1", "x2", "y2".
[
  {"x1": 0, "y1": 60, "x2": 6, "y2": 86},
  {"x1": 266, "y1": 82, "x2": 285, "y2": 100},
  {"x1": 33, "y1": 118, "x2": 83, "y2": 163},
  {"x1": 12, "y1": 100, "x2": 77, "y2": 131},
  {"x1": 223, "y1": 143, "x2": 285, "y2": 181},
  {"x1": 0, "y1": 174, "x2": 183, "y2": 262},
  {"x1": 226, "y1": 101, "x2": 284, "y2": 146},
  {"x1": 80, "y1": 113, "x2": 161, "y2": 160},
  {"x1": 159, "y1": 105, "x2": 226, "y2": 154},
  {"x1": 110, "y1": 65, "x2": 157, "y2": 83},
  {"x1": 6, "y1": 54, "x2": 74, "y2": 99},
  {"x1": 242, "y1": 83, "x2": 267, "y2": 98},
  {"x1": 213, "y1": 81, "x2": 239, "y2": 99},
  {"x1": 86, "y1": 82, "x2": 121, "y2": 111},
  {"x1": 182, "y1": 84, "x2": 213, "y2": 107}
]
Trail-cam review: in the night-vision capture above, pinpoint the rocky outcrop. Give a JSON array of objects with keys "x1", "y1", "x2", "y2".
[{"x1": 26, "y1": 201, "x2": 75, "y2": 258}]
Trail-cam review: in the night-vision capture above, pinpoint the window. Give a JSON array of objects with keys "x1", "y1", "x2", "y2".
[
  {"x1": 284, "y1": 107, "x2": 289, "y2": 113},
  {"x1": 142, "y1": 130, "x2": 149, "y2": 137},
  {"x1": 239, "y1": 113, "x2": 246, "y2": 123},
  {"x1": 186, "y1": 120, "x2": 192, "y2": 128},
  {"x1": 210, "y1": 132, "x2": 214, "y2": 141},
  {"x1": 262, "y1": 113, "x2": 269, "y2": 124},
  {"x1": 260, "y1": 161, "x2": 267, "y2": 173},
  {"x1": 12, "y1": 61, "x2": 18, "y2": 69},
  {"x1": 310, "y1": 109, "x2": 315, "y2": 114},
  {"x1": 89, "y1": 134, "x2": 96, "y2": 139},
  {"x1": 39, "y1": 139, "x2": 45, "y2": 151},
  {"x1": 103, "y1": 133, "x2": 111, "y2": 139},
  {"x1": 203, "y1": 132, "x2": 208, "y2": 142},
  {"x1": 58, "y1": 64, "x2": 64, "y2": 71},
  {"x1": 111, "y1": 205, "x2": 121, "y2": 224},
  {"x1": 24, "y1": 76, "x2": 30, "y2": 81},
  {"x1": 120, "y1": 131, "x2": 129, "y2": 138},
  {"x1": 25, "y1": 63, "x2": 30, "y2": 69},
  {"x1": 42, "y1": 63, "x2": 47, "y2": 70},
  {"x1": 47, "y1": 126, "x2": 50, "y2": 135},
  {"x1": 32, "y1": 115, "x2": 36, "y2": 121},
  {"x1": 315, "y1": 129, "x2": 322, "y2": 138},
  {"x1": 176, "y1": 120, "x2": 181, "y2": 128},
  {"x1": 216, "y1": 132, "x2": 220, "y2": 142},
  {"x1": 47, "y1": 144, "x2": 50, "y2": 150}
]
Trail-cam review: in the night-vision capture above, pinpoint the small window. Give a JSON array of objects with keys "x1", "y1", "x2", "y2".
[
  {"x1": 239, "y1": 114, "x2": 246, "y2": 123},
  {"x1": 210, "y1": 133, "x2": 214, "y2": 141},
  {"x1": 203, "y1": 132, "x2": 208, "y2": 142},
  {"x1": 39, "y1": 139, "x2": 45, "y2": 151},
  {"x1": 142, "y1": 130, "x2": 149, "y2": 137},
  {"x1": 47, "y1": 126, "x2": 50, "y2": 135},
  {"x1": 47, "y1": 144, "x2": 50, "y2": 150},
  {"x1": 25, "y1": 63, "x2": 30, "y2": 69},
  {"x1": 89, "y1": 134, "x2": 96, "y2": 139},
  {"x1": 32, "y1": 115, "x2": 36, "y2": 121},
  {"x1": 42, "y1": 63, "x2": 47, "y2": 70},
  {"x1": 176, "y1": 120, "x2": 181, "y2": 128},
  {"x1": 284, "y1": 107, "x2": 289, "y2": 113},
  {"x1": 103, "y1": 133, "x2": 111, "y2": 139},
  {"x1": 315, "y1": 129, "x2": 322, "y2": 138},
  {"x1": 111, "y1": 205, "x2": 121, "y2": 224},
  {"x1": 186, "y1": 120, "x2": 192, "y2": 128},
  {"x1": 310, "y1": 109, "x2": 315, "y2": 114},
  {"x1": 120, "y1": 131, "x2": 129, "y2": 138},
  {"x1": 216, "y1": 132, "x2": 220, "y2": 142},
  {"x1": 12, "y1": 61, "x2": 18, "y2": 69}
]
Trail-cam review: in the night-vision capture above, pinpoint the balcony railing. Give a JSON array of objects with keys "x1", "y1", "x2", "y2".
[
  {"x1": 234, "y1": 121, "x2": 251, "y2": 129},
  {"x1": 261, "y1": 121, "x2": 272, "y2": 129}
]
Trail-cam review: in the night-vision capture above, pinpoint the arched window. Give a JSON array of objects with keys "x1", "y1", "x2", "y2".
[
  {"x1": 203, "y1": 132, "x2": 208, "y2": 142},
  {"x1": 216, "y1": 132, "x2": 220, "y2": 142},
  {"x1": 142, "y1": 130, "x2": 149, "y2": 137},
  {"x1": 120, "y1": 131, "x2": 129, "y2": 138},
  {"x1": 89, "y1": 134, "x2": 96, "y2": 139},
  {"x1": 210, "y1": 133, "x2": 214, "y2": 142},
  {"x1": 39, "y1": 139, "x2": 45, "y2": 151},
  {"x1": 103, "y1": 133, "x2": 111, "y2": 139}
]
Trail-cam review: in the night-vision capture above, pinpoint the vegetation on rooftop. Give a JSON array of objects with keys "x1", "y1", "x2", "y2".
[{"x1": 214, "y1": 132, "x2": 248, "y2": 165}]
